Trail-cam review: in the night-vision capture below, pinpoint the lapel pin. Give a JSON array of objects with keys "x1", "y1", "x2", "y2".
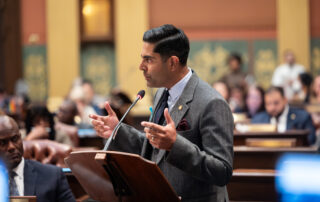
[
  {"x1": 291, "y1": 113, "x2": 296, "y2": 120},
  {"x1": 178, "y1": 105, "x2": 183, "y2": 110}
]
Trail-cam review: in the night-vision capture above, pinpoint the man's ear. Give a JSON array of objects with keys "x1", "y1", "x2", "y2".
[{"x1": 169, "y1": 56, "x2": 179, "y2": 71}]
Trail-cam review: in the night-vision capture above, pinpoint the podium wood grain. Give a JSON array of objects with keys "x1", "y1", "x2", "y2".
[
  {"x1": 65, "y1": 151, "x2": 180, "y2": 202},
  {"x1": 10, "y1": 196, "x2": 36, "y2": 202}
]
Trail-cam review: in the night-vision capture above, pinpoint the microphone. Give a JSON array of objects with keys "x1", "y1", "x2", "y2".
[{"x1": 103, "y1": 90, "x2": 145, "y2": 150}]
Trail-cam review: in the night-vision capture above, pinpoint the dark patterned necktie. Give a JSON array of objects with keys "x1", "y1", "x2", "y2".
[
  {"x1": 153, "y1": 90, "x2": 169, "y2": 125},
  {"x1": 150, "y1": 90, "x2": 169, "y2": 160},
  {"x1": 9, "y1": 171, "x2": 19, "y2": 196}
]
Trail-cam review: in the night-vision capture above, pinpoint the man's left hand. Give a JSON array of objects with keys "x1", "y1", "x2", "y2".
[{"x1": 141, "y1": 108, "x2": 176, "y2": 151}]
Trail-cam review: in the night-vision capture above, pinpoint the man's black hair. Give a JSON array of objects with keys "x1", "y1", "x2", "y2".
[
  {"x1": 25, "y1": 103, "x2": 56, "y2": 140},
  {"x1": 266, "y1": 86, "x2": 285, "y2": 98},
  {"x1": 82, "y1": 79, "x2": 93, "y2": 86},
  {"x1": 143, "y1": 24, "x2": 190, "y2": 66},
  {"x1": 299, "y1": 73, "x2": 313, "y2": 87},
  {"x1": 227, "y1": 53, "x2": 242, "y2": 65}
]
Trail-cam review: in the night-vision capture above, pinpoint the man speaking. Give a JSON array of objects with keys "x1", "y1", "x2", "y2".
[{"x1": 90, "y1": 24, "x2": 234, "y2": 202}]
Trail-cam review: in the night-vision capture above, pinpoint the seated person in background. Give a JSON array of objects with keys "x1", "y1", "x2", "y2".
[
  {"x1": 229, "y1": 85, "x2": 246, "y2": 112},
  {"x1": 235, "y1": 85, "x2": 265, "y2": 118},
  {"x1": 220, "y1": 53, "x2": 247, "y2": 90},
  {"x1": 0, "y1": 115, "x2": 75, "y2": 201},
  {"x1": 103, "y1": 89, "x2": 134, "y2": 126},
  {"x1": 0, "y1": 86, "x2": 8, "y2": 110},
  {"x1": 69, "y1": 85, "x2": 96, "y2": 129},
  {"x1": 307, "y1": 75, "x2": 320, "y2": 146},
  {"x1": 24, "y1": 104, "x2": 56, "y2": 141},
  {"x1": 297, "y1": 72, "x2": 313, "y2": 103},
  {"x1": 251, "y1": 86, "x2": 316, "y2": 145},
  {"x1": 82, "y1": 79, "x2": 103, "y2": 115},
  {"x1": 1, "y1": 94, "x2": 30, "y2": 131},
  {"x1": 271, "y1": 50, "x2": 305, "y2": 101},
  {"x1": 311, "y1": 75, "x2": 320, "y2": 103},
  {"x1": 212, "y1": 81, "x2": 230, "y2": 102},
  {"x1": 55, "y1": 99, "x2": 79, "y2": 147}
]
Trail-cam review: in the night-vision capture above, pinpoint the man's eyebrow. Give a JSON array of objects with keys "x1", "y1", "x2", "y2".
[
  {"x1": 141, "y1": 55, "x2": 154, "y2": 59},
  {"x1": 0, "y1": 130, "x2": 20, "y2": 137}
]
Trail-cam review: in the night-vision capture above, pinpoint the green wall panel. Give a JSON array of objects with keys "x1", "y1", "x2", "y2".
[
  {"x1": 81, "y1": 44, "x2": 116, "y2": 96},
  {"x1": 188, "y1": 40, "x2": 249, "y2": 85},
  {"x1": 23, "y1": 45, "x2": 47, "y2": 101},
  {"x1": 311, "y1": 38, "x2": 320, "y2": 76},
  {"x1": 253, "y1": 40, "x2": 278, "y2": 89}
]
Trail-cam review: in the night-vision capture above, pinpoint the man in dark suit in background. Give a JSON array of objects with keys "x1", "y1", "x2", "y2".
[
  {"x1": 90, "y1": 24, "x2": 234, "y2": 202},
  {"x1": 251, "y1": 86, "x2": 316, "y2": 145},
  {"x1": 0, "y1": 115, "x2": 75, "y2": 202}
]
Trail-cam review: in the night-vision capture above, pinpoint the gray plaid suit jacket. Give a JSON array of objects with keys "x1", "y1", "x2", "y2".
[{"x1": 109, "y1": 72, "x2": 234, "y2": 202}]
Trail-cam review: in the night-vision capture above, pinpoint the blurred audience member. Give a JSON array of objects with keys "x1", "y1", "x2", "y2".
[
  {"x1": 297, "y1": 73, "x2": 313, "y2": 103},
  {"x1": 25, "y1": 104, "x2": 56, "y2": 141},
  {"x1": 55, "y1": 100, "x2": 79, "y2": 147},
  {"x1": 0, "y1": 115, "x2": 75, "y2": 201},
  {"x1": 251, "y1": 86, "x2": 315, "y2": 145},
  {"x1": 69, "y1": 86, "x2": 95, "y2": 128},
  {"x1": 272, "y1": 50, "x2": 305, "y2": 101},
  {"x1": 103, "y1": 89, "x2": 134, "y2": 126},
  {"x1": 311, "y1": 75, "x2": 320, "y2": 103},
  {"x1": 0, "y1": 86, "x2": 8, "y2": 109},
  {"x1": 82, "y1": 79, "x2": 103, "y2": 115},
  {"x1": 229, "y1": 85, "x2": 246, "y2": 112},
  {"x1": 14, "y1": 94, "x2": 30, "y2": 129},
  {"x1": 235, "y1": 85, "x2": 265, "y2": 118},
  {"x1": 14, "y1": 79, "x2": 29, "y2": 97},
  {"x1": 212, "y1": 81, "x2": 230, "y2": 101},
  {"x1": 308, "y1": 75, "x2": 320, "y2": 146},
  {"x1": 220, "y1": 53, "x2": 247, "y2": 90}
]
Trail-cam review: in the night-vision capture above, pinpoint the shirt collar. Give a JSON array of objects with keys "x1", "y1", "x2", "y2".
[
  {"x1": 13, "y1": 157, "x2": 24, "y2": 178},
  {"x1": 167, "y1": 67, "x2": 192, "y2": 103},
  {"x1": 277, "y1": 104, "x2": 289, "y2": 121}
]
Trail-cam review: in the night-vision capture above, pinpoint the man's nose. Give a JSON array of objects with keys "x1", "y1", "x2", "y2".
[
  {"x1": 139, "y1": 61, "x2": 146, "y2": 71},
  {"x1": 7, "y1": 141, "x2": 15, "y2": 152}
]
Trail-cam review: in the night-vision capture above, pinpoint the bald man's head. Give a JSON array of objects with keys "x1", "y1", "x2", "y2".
[{"x1": 0, "y1": 115, "x2": 23, "y2": 169}]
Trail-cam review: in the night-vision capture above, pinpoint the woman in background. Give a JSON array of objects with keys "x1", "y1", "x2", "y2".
[
  {"x1": 235, "y1": 85, "x2": 265, "y2": 118},
  {"x1": 24, "y1": 104, "x2": 56, "y2": 141}
]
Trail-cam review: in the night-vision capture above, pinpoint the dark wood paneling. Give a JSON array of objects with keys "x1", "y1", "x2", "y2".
[{"x1": 0, "y1": 0, "x2": 22, "y2": 94}]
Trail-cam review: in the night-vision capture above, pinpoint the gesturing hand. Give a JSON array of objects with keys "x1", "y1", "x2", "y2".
[
  {"x1": 141, "y1": 108, "x2": 177, "y2": 151},
  {"x1": 89, "y1": 102, "x2": 119, "y2": 139}
]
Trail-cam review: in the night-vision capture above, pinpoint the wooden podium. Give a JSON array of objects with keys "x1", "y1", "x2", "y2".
[
  {"x1": 65, "y1": 151, "x2": 180, "y2": 202},
  {"x1": 10, "y1": 196, "x2": 36, "y2": 202}
]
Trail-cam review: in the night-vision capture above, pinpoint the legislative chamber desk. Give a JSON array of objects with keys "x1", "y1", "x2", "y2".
[
  {"x1": 233, "y1": 146, "x2": 317, "y2": 169},
  {"x1": 228, "y1": 146, "x2": 318, "y2": 201},
  {"x1": 10, "y1": 196, "x2": 37, "y2": 202},
  {"x1": 234, "y1": 129, "x2": 309, "y2": 146},
  {"x1": 228, "y1": 169, "x2": 276, "y2": 201}
]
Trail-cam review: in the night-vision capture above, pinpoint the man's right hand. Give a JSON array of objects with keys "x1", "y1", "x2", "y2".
[{"x1": 89, "y1": 102, "x2": 119, "y2": 139}]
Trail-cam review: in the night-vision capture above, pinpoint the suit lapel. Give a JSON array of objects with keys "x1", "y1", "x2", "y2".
[
  {"x1": 155, "y1": 72, "x2": 199, "y2": 164},
  {"x1": 24, "y1": 160, "x2": 37, "y2": 196},
  {"x1": 286, "y1": 108, "x2": 296, "y2": 129}
]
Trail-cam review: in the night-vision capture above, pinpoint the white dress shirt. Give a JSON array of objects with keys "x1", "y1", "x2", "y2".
[
  {"x1": 167, "y1": 68, "x2": 192, "y2": 112},
  {"x1": 270, "y1": 105, "x2": 289, "y2": 133},
  {"x1": 12, "y1": 157, "x2": 25, "y2": 196},
  {"x1": 271, "y1": 63, "x2": 305, "y2": 100}
]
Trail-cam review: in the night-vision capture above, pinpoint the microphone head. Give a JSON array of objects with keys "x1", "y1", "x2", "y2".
[{"x1": 137, "y1": 90, "x2": 145, "y2": 100}]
